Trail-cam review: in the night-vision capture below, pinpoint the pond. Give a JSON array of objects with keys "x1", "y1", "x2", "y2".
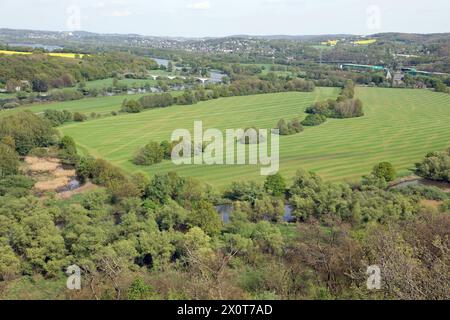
[
  {"x1": 152, "y1": 57, "x2": 170, "y2": 67},
  {"x1": 215, "y1": 204, "x2": 295, "y2": 223},
  {"x1": 58, "y1": 178, "x2": 82, "y2": 193},
  {"x1": 210, "y1": 70, "x2": 226, "y2": 83},
  {"x1": 152, "y1": 58, "x2": 225, "y2": 83}
]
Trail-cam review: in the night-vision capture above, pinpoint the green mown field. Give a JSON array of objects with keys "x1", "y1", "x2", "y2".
[
  {"x1": 0, "y1": 93, "x2": 150, "y2": 118},
  {"x1": 55, "y1": 87, "x2": 449, "y2": 188}
]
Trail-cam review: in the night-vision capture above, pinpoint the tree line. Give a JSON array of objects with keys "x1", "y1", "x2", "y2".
[
  {"x1": 306, "y1": 80, "x2": 364, "y2": 119},
  {"x1": 120, "y1": 77, "x2": 316, "y2": 114}
]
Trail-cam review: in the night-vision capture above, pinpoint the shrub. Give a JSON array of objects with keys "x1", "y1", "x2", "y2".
[
  {"x1": 138, "y1": 93, "x2": 173, "y2": 109},
  {"x1": 121, "y1": 99, "x2": 143, "y2": 113},
  {"x1": 301, "y1": 114, "x2": 327, "y2": 126},
  {"x1": 276, "y1": 118, "x2": 303, "y2": 136},
  {"x1": 288, "y1": 118, "x2": 303, "y2": 134},
  {"x1": 415, "y1": 150, "x2": 450, "y2": 182},
  {"x1": 441, "y1": 200, "x2": 450, "y2": 212},
  {"x1": 396, "y1": 185, "x2": 448, "y2": 201},
  {"x1": 0, "y1": 143, "x2": 20, "y2": 178},
  {"x1": 73, "y1": 112, "x2": 88, "y2": 122},
  {"x1": 2, "y1": 102, "x2": 20, "y2": 110},
  {"x1": 333, "y1": 99, "x2": 364, "y2": 118},
  {"x1": 43, "y1": 109, "x2": 73, "y2": 126},
  {"x1": 49, "y1": 89, "x2": 83, "y2": 102},
  {"x1": 276, "y1": 119, "x2": 290, "y2": 135},
  {"x1": 133, "y1": 141, "x2": 164, "y2": 166},
  {"x1": 372, "y1": 162, "x2": 397, "y2": 182},
  {"x1": 264, "y1": 173, "x2": 286, "y2": 196},
  {"x1": 59, "y1": 136, "x2": 79, "y2": 165},
  {"x1": 0, "y1": 175, "x2": 34, "y2": 197},
  {"x1": 0, "y1": 111, "x2": 57, "y2": 155}
]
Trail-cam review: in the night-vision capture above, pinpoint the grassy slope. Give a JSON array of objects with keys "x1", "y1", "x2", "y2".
[
  {"x1": 60, "y1": 87, "x2": 450, "y2": 188},
  {"x1": 0, "y1": 93, "x2": 150, "y2": 118}
]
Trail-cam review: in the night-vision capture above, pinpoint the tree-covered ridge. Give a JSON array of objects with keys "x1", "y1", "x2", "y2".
[{"x1": 0, "y1": 52, "x2": 159, "y2": 92}]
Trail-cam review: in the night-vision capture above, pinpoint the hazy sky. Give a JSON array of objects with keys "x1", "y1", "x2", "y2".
[{"x1": 1, "y1": 0, "x2": 449, "y2": 37}]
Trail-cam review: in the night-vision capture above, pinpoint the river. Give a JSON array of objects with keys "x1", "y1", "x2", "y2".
[{"x1": 151, "y1": 58, "x2": 225, "y2": 83}]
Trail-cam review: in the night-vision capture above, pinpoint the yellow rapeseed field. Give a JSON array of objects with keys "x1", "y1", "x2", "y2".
[
  {"x1": 0, "y1": 50, "x2": 85, "y2": 59},
  {"x1": 352, "y1": 39, "x2": 377, "y2": 45},
  {"x1": 321, "y1": 40, "x2": 339, "y2": 46}
]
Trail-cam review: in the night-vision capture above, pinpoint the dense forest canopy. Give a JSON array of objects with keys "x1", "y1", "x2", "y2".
[{"x1": 0, "y1": 52, "x2": 159, "y2": 91}]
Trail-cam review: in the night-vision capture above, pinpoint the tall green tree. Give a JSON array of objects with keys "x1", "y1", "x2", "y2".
[{"x1": 264, "y1": 173, "x2": 286, "y2": 196}]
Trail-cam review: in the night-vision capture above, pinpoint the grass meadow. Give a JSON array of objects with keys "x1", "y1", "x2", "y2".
[{"x1": 56, "y1": 87, "x2": 450, "y2": 188}]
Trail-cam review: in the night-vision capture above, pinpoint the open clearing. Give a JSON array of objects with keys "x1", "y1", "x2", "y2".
[{"x1": 58, "y1": 87, "x2": 450, "y2": 187}]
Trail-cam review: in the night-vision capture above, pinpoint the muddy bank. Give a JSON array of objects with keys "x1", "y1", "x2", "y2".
[
  {"x1": 23, "y1": 156, "x2": 82, "y2": 195},
  {"x1": 390, "y1": 176, "x2": 450, "y2": 192}
]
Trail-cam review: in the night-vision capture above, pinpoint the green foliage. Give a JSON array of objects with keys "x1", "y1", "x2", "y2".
[
  {"x1": 145, "y1": 172, "x2": 186, "y2": 204},
  {"x1": 43, "y1": 109, "x2": 73, "y2": 126},
  {"x1": 73, "y1": 112, "x2": 88, "y2": 122},
  {"x1": 276, "y1": 118, "x2": 303, "y2": 135},
  {"x1": 340, "y1": 80, "x2": 356, "y2": 99},
  {"x1": 138, "y1": 93, "x2": 173, "y2": 109},
  {"x1": 76, "y1": 157, "x2": 140, "y2": 200},
  {"x1": 80, "y1": 190, "x2": 110, "y2": 210},
  {"x1": 155, "y1": 201, "x2": 188, "y2": 231},
  {"x1": 188, "y1": 201, "x2": 223, "y2": 236},
  {"x1": 0, "y1": 111, "x2": 57, "y2": 155},
  {"x1": 0, "y1": 197, "x2": 67, "y2": 277},
  {"x1": 176, "y1": 89, "x2": 197, "y2": 105},
  {"x1": 306, "y1": 80, "x2": 363, "y2": 119},
  {"x1": 121, "y1": 99, "x2": 143, "y2": 113},
  {"x1": 301, "y1": 114, "x2": 327, "y2": 127},
  {"x1": 372, "y1": 162, "x2": 397, "y2": 182},
  {"x1": 441, "y1": 200, "x2": 450, "y2": 212},
  {"x1": 0, "y1": 52, "x2": 158, "y2": 92},
  {"x1": 0, "y1": 143, "x2": 20, "y2": 178},
  {"x1": 276, "y1": 119, "x2": 289, "y2": 135},
  {"x1": 49, "y1": 88, "x2": 83, "y2": 102},
  {"x1": 0, "y1": 239, "x2": 21, "y2": 281},
  {"x1": 415, "y1": 149, "x2": 450, "y2": 182},
  {"x1": 127, "y1": 278, "x2": 160, "y2": 300},
  {"x1": 1, "y1": 102, "x2": 20, "y2": 110},
  {"x1": 224, "y1": 181, "x2": 265, "y2": 205},
  {"x1": 395, "y1": 185, "x2": 448, "y2": 201},
  {"x1": 289, "y1": 169, "x2": 417, "y2": 224},
  {"x1": 133, "y1": 141, "x2": 164, "y2": 166},
  {"x1": 252, "y1": 197, "x2": 285, "y2": 222},
  {"x1": 251, "y1": 221, "x2": 283, "y2": 255},
  {"x1": 361, "y1": 174, "x2": 388, "y2": 190},
  {"x1": 0, "y1": 175, "x2": 34, "y2": 197},
  {"x1": 264, "y1": 173, "x2": 286, "y2": 197},
  {"x1": 58, "y1": 135, "x2": 79, "y2": 165}
]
